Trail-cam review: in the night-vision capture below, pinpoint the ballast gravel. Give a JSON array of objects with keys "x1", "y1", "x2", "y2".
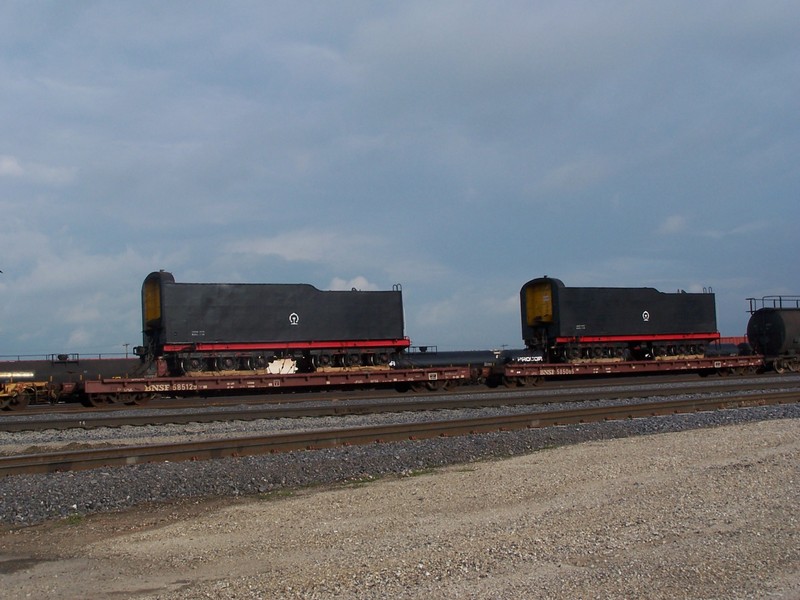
[
  {"x1": 0, "y1": 398, "x2": 798, "y2": 526},
  {"x1": 0, "y1": 403, "x2": 798, "y2": 599}
]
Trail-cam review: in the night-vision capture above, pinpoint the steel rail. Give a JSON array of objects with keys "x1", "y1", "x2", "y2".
[
  {"x1": 2, "y1": 380, "x2": 797, "y2": 433},
  {"x1": 1, "y1": 391, "x2": 796, "y2": 477}
]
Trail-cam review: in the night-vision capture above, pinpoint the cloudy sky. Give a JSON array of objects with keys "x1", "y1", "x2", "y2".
[{"x1": 1, "y1": 2, "x2": 798, "y2": 356}]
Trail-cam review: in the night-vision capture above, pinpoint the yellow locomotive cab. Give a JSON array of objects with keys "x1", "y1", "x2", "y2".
[
  {"x1": 526, "y1": 280, "x2": 554, "y2": 325},
  {"x1": 142, "y1": 274, "x2": 163, "y2": 328}
]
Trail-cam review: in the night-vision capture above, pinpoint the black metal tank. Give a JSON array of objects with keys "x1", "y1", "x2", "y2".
[
  {"x1": 137, "y1": 271, "x2": 409, "y2": 371},
  {"x1": 520, "y1": 276, "x2": 718, "y2": 361},
  {"x1": 746, "y1": 307, "x2": 800, "y2": 358}
]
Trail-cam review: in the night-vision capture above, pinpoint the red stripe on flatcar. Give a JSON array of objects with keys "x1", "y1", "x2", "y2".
[
  {"x1": 718, "y1": 336, "x2": 747, "y2": 345},
  {"x1": 554, "y1": 332, "x2": 720, "y2": 344},
  {"x1": 163, "y1": 338, "x2": 411, "y2": 352}
]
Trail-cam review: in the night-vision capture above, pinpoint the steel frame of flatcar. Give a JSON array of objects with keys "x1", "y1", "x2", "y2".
[
  {"x1": 77, "y1": 355, "x2": 766, "y2": 403},
  {"x1": 0, "y1": 354, "x2": 775, "y2": 409},
  {"x1": 494, "y1": 354, "x2": 765, "y2": 386},
  {"x1": 82, "y1": 366, "x2": 470, "y2": 401}
]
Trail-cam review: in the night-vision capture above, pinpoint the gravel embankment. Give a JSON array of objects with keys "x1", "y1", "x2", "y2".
[
  {"x1": 1, "y1": 398, "x2": 798, "y2": 527},
  {"x1": 1, "y1": 411, "x2": 798, "y2": 599}
]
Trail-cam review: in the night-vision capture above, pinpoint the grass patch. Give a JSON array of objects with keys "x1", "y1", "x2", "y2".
[
  {"x1": 59, "y1": 513, "x2": 85, "y2": 526},
  {"x1": 343, "y1": 474, "x2": 384, "y2": 488},
  {"x1": 258, "y1": 489, "x2": 296, "y2": 502},
  {"x1": 405, "y1": 468, "x2": 438, "y2": 478}
]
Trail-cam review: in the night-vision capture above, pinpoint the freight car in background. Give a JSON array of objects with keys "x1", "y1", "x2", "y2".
[
  {"x1": 134, "y1": 271, "x2": 411, "y2": 376},
  {"x1": 0, "y1": 354, "x2": 142, "y2": 409},
  {"x1": 520, "y1": 277, "x2": 720, "y2": 363},
  {"x1": 746, "y1": 295, "x2": 800, "y2": 373}
]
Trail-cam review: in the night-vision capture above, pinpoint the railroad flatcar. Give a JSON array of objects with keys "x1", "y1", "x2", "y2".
[
  {"x1": 135, "y1": 271, "x2": 410, "y2": 375},
  {"x1": 746, "y1": 296, "x2": 800, "y2": 373},
  {"x1": 520, "y1": 277, "x2": 719, "y2": 362}
]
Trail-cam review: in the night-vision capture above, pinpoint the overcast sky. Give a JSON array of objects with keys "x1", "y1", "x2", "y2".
[{"x1": 1, "y1": 1, "x2": 798, "y2": 356}]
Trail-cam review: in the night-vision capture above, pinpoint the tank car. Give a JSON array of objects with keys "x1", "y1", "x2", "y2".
[
  {"x1": 135, "y1": 271, "x2": 410, "y2": 375},
  {"x1": 746, "y1": 296, "x2": 800, "y2": 373},
  {"x1": 520, "y1": 276, "x2": 719, "y2": 362}
]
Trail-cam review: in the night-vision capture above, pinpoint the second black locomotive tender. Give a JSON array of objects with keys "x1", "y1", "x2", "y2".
[{"x1": 520, "y1": 277, "x2": 720, "y2": 363}]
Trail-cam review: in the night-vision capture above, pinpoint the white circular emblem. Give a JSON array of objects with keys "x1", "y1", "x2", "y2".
[
  {"x1": 642, "y1": 310, "x2": 650, "y2": 322},
  {"x1": 289, "y1": 312, "x2": 300, "y2": 325}
]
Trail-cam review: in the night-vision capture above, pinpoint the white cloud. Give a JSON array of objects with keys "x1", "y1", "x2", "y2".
[
  {"x1": 226, "y1": 229, "x2": 384, "y2": 265},
  {"x1": 0, "y1": 154, "x2": 76, "y2": 185},
  {"x1": 702, "y1": 220, "x2": 771, "y2": 240},
  {"x1": 328, "y1": 276, "x2": 378, "y2": 291},
  {"x1": 0, "y1": 155, "x2": 24, "y2": 177},
  {"x1": 656, "y1": 215, "x2": 688, "y2": 235},
  {"x1": 541, "y1": 157, "x2": 615, "y2": 194}
]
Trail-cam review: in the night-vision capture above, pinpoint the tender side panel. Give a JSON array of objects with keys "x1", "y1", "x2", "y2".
[
  {"x1": 556, "y1": 287, "x2": 717, "y2": 339},
  {"x1": 159, "y1": 282, "x2": 406, "y2": 346}
]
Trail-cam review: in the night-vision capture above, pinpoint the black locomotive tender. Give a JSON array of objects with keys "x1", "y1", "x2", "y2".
[
  {"x1": 520, "y1": 277, "x2": 720, "y2": 362},
  {"x1": 746, "y1": 295, "x2": 800, "y2": 373},
  {"x1": 135, "y1": 270, "x2": 410, "y2": 376}
]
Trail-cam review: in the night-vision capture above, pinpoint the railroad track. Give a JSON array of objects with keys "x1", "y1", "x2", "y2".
[
  {"x1": 3, "y1": 377, "x2": 798, "y2": 432},
  {"x1": 1, "y1": 391, "x2": 796, "y2": 477}
]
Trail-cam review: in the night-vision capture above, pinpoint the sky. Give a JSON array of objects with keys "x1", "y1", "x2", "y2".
[{"x1": 1, "y1": 1, "x2": 798, "y2": 357}]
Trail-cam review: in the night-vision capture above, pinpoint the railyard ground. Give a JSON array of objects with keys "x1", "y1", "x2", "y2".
[{"x1": 1, "y1": 418, "x2": 798, "y2": 599}]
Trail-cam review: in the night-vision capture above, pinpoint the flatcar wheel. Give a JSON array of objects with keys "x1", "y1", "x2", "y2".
[
  {"x1": 425, "y1": 379, "x2": 445, "y2": 391},
  {"x1": 787, "y1": 361, "x2": 798, "y2": 373},
  {"x1": 82, "y1": 394, "x2": 115, "y2": 407},
  {"x1": 502, "y1": 375, "x2": 518, "y2": 388},
  {"x1": 6, "y1": 389, "x2": 33, "y2": 411},
  {"x1": 773, "y1": 360, "x2": 786, "y2": 374},
  {"x1": 125, "y1": 393, "x2": 154, "y2": 406}
]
